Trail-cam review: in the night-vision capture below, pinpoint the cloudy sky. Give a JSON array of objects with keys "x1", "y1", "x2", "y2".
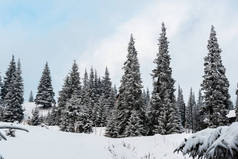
[{"x1": 0, "y1": 0, "x2": 238, "y2": 103}]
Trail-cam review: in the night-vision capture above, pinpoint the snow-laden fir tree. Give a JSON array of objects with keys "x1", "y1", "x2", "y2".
[
  {"x1": 201, "y1": 26, "x2": 230, "y2": 128},
  {"x1": 56, "y1": 75, "x2": 71, "y2": 124},
  {"x1": 2, "y1": 57, "x2": 24, "y2": 123},
  {"x1": 60, "y1": 92, "x2": 92, "y2": 133},
  {"x1": 236, "y1": 84, "x2": 238, "y2": 121},
  {"x1": 1, "y1": 56, "x2": 16, "y2": 103},
  {"x1": 15, "y1": 59, "x2": 24, "y2": 105},
  {"x1": 176, "y1": 86, "x2": 186, "y2": 127},
  {"x1": 194, "y1": 89, "x2": 203, "y2": 132},
  {"x1": 57, "y1": 61, "x2": 82, "y2": 125},
  {"x1": 124, "y1": 110, "x2": 146, "y2": 137},
  {"x1": 29, "y1": 91, "x2": 34, "y2": 102},
  {"x1": 147, "y1": 23, "x2": 182, "y2": 135},
  {"x1": 142, "y1": 88, "x2": 150, "y2": 111},
  {"x1": 105, "y1": 107, "x2": 118, "y2": 137},
  {"x1": 105, "y1": 34, "x2": 146, "y2": 137},
  {"x1": 185, "y1": 88, "x2": 196, "y2": 132},
  {"x1": 101, "y1": 67, "x2": 115, "y2": 126},
  {"x1": 30, "y1": 108, "x2": 40, "y2": 126},
  {"x1": 0, "y1": 75, "x2": 3, "y2": 106},
  {"x1": 3, "y1": 71, "x2": 24, "y2": 122},
  {"x1": 35, "y1": 62, "x2": 55, "y2": 109}
]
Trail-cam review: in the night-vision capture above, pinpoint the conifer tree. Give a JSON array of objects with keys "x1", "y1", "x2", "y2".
[
  {"x1": 35, "y1": 62, "x2": 55, "y2": 109},
  {"x1": 185, "y1": 88, "x2": 196, "y2": 131},
  {"x1": 101, "y1": 67, "x2": 115, "y2": 125},
  {"x1": 3, "y1": 71, "x2": 24, "y2": 122},
  {"x1": 201, "y1": 26, "x2": 230, "y2": 128},
  {"x1": 30, "y1": 108, "x2": 40, "y2": 126},
  {"x1": 57, "y1": 61, "x2": 82, "y2": 125},
  {"x1": 16, "y1": 59, "x2": 24, "y2": 105},
  {"x1": 60, "y1": 92, "x2": 92, "y2": 133},
  {"x1": 105, "y1": 34, "x2": 146, "y2": 137},
  {"x1": 0, "y1": 75, "x2": 3, "y2": 106},
  {"x1": 236, "y1": 84, "x2": 238, "y2": 121},
  {"x1": 29, "y1": 91, "x2": 34, "y2": 102},
  {"x1": 176, "y1": 86, "x2": 186, "y2": 127},
  {"x1": 1, "y1": 56, "x2": 17, "y2": 103},
  {"x1": 147, "y1": 23, "x2": 182, "y2": 135},
  {"x1": 194, "y1": 90, "x2": 203, "y2": 132}
]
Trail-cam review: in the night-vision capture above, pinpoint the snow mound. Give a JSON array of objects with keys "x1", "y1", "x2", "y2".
[
  {"x1": 175, "y1": 122, "x2": 238, "y2": 159},
  {"x1": 226, "y1": 110, "x2": 236, "y2": 118}
]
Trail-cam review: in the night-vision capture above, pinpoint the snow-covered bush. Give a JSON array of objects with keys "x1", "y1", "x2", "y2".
[{"x1": 174, "y1": 122, "x2": 238, "y2": 159}]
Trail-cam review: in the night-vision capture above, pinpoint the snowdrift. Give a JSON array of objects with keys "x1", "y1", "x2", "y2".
[{"x1": 175, "y1": 122, "x2": 238, "y2": 159}]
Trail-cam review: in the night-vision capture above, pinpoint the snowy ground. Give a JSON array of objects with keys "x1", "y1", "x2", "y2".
[{"x1": 0, "y1": 122, "x2": 191, "y2": 159}]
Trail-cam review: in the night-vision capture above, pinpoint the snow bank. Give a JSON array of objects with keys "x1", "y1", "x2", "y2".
[
  {"x1": 175, "y1": 122, "x2": 238, "y2": 159},
  {"x1": 226, "y1": 110, "x2": 236, "y2": 118},
  {"x1": 0, "y1": 122, "x2": 191, "y2": 159}
]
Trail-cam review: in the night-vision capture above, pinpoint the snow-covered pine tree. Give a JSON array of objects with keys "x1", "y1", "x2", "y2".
[
  {"x1": 57, "y1": 75, "x2": 71, "y2": 125},
  {"x1": 141, "y1": 88, "x2": 150, "y2": 112},
  {"x1": 236, "y1": 84, "x2": 238, "y2": 121},
  {"x1": 176, "y1": 86, "x2": 186, "y2": 128},
  {"x1": 106, "y1": 34, "x2": 146, "y2": 137},
  {"x1": 0, "y1": 75, "x2": 3, "y2": 106},
  {"x1": 58, "y1": 61, "x2": 82, "y2": 127},
  {"x1": 1, "y1": 56, "x2": 17, "y2": 103},
  {"x1": 185, "y1": 88, "x2": 196, "y2": 132},
  {"x1": 29, "y1": 91, "x2": 34, "y2": 102},
  {"x1": 194, "y1": 89, "x2": 203, "y2": 132},
  {"x1": 3, "y1": 71, "x2": 24, "y2": 123},
  {"x1": 124, "y1": 110, "x2": 146, "y2": 137},
  {"x1": 147, "y1": 23, "x2": 182, "y2": 135},
  {"x1": 15, "y1": 59, "x2": 24, "y2": 105},
  {"x1": 101, "y1": 67, "x2": 115, "y2": 126},
  {"x1": 68, "y1": 60, "x2": 81, "y2": 93},
  {"x1": 201, "y1": 25, "x2": 230, "y2": 128},
  {"x1": 83, "y1": 69, "x2": 89, "y2": 89},
  {"x1": 35, "y1": 62, "x2": 55, "y2": 109},
  {"x1": 104, "y1": 107, "x2": 118, "y2": 137},
  {"x1": 60, "y1": 92, "x2": 92, "y2": 133},
  {"x1": 30, "y1": 108, "x2": 40, "y2": 126}
]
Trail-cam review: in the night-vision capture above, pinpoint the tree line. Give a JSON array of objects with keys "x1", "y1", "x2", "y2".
[{"x1": 0, "y1": 23, "x2": 237, "y2": 137}]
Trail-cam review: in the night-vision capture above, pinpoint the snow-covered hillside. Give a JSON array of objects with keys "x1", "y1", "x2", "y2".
[
  {"x1": 23, "y1": 102, "x2": 51, "y2": 119},
  {"x1": 0, "y1": 122, "x2": 191, "y2": 159}
]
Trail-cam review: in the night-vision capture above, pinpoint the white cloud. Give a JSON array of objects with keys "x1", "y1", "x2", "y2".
[{"x1": 79, "y1": 0, "x2": 238, "y2": 102}]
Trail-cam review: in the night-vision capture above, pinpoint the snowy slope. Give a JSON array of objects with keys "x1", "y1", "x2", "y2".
[
  {"x1": 23, "y1": 102, "x2": 51, "y2": 119},
  {"x1": 0, "y1": 122, "x2": 191, "y2": 159}
]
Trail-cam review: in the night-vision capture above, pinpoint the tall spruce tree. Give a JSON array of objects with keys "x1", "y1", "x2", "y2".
[
  {"x1": 15, "y1": 59, "x2": 24, "y2": 105},
  {"x1": 201, "y1": 26, "x2": 230, "y2": 128},
  {"x1": 35, "y1": 62, "x2": 55, "y2": 108},
  {"x1": 176, "y1": 86, "x2": 186, "y2": 127},
  {"x1": 0, "y1": 75, "x2": 3, "y2": 106},
  {"x1": 236, "y1": 84, "x2": 238, "y2": 121},
  {"x1": 147, "y1": 23, "x2": 182, "y2": 135},
  {"x1": 194, "y1": 89, "x2": 203, "y2": 132},
  {"x1": 185, "y1": 88, "x2": 196, "y2": 131},
  {"x1": 101, "y1": 67, "x2": 115, "y2": 126},
  {"x1": 105, "y1": 34, "x2": 146, "y2": 137},
  {"x1": 58, "y1": 61, "x2": 81, "y2": 126},
  {"x1": 3, "y1": 70, "x2": 24, "y2": 122},
  {"x1": 29, "y1": 91, "x2": 34, "y2": 102},
  {"x1": 1, "y1": 56, "x2": 17, "y2": 103}
]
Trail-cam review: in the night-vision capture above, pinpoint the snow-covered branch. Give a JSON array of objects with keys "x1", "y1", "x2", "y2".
[{"x1": 174, "y1": 122, "x2": 238, "y2": 159}]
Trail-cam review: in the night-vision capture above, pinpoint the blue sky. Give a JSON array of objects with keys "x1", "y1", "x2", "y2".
[{"x1": 0, "y1": 0, "x2": 238, "y2": 103}]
